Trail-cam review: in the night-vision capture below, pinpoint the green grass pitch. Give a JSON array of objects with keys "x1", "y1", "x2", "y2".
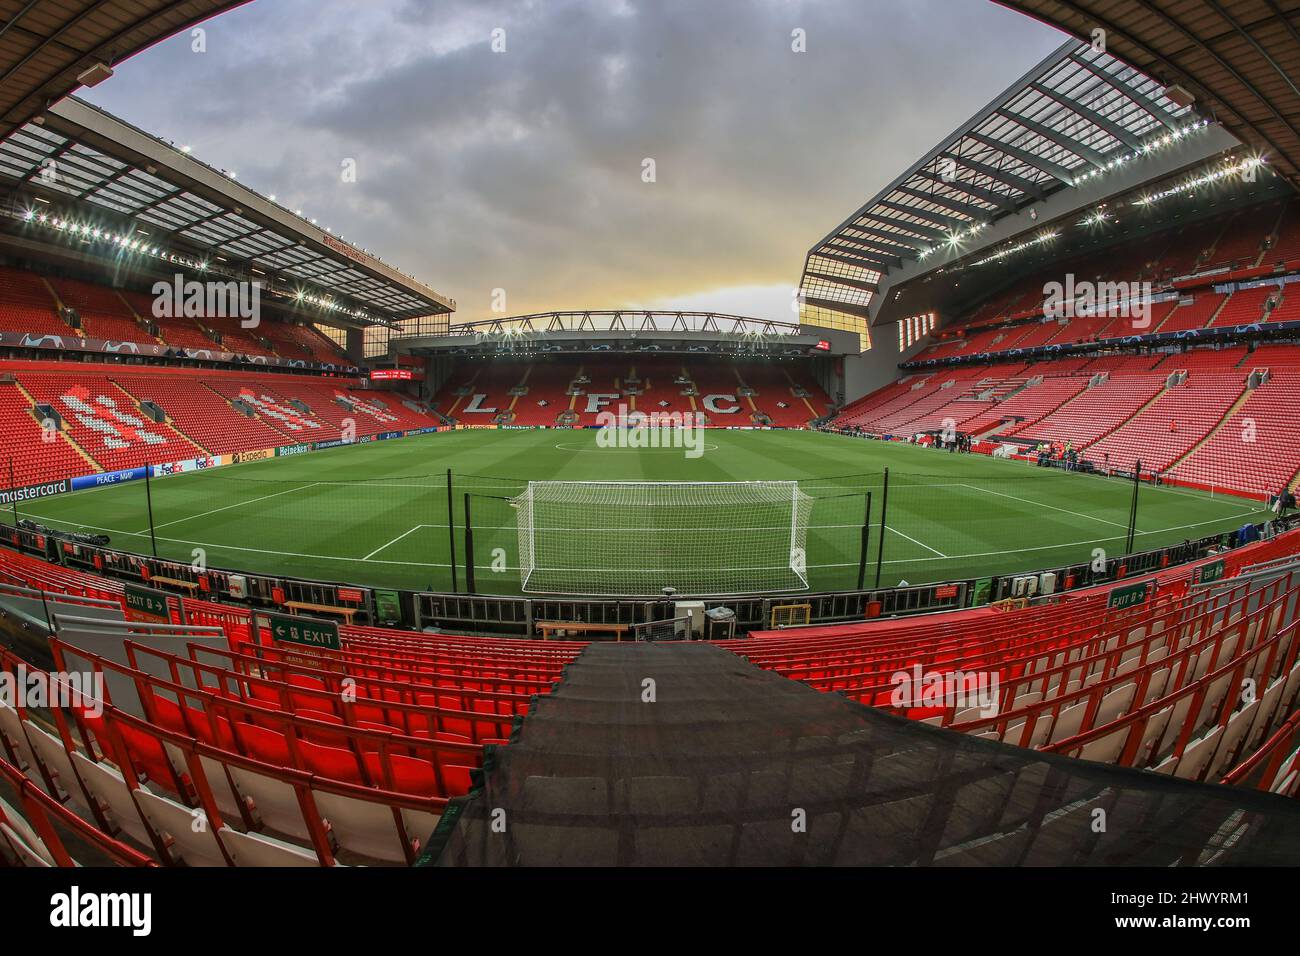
[{"x1": 11, "y1": 429, "x2": 1273, "y2": 596}]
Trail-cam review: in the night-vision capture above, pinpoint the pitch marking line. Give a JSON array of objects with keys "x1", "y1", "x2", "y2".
[
  {"x1": 364, "y1": 524, "x2": 430, "y2": 560},
  {"x1": 142, "y1": 482, "x2": 324, "y2": 534},
  {"x1": 886, "y1": 526, "x2": 946, "y2": 557},
  {"x1": 958, "y1": 482, "x2": 1130, "y2": 529}
]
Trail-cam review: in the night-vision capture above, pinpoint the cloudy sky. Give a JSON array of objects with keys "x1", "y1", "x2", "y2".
[{"x1": 85, "y1": 0, "x2": 1064, "y2": 322}]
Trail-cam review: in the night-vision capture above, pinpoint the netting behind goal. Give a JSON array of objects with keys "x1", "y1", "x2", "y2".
[{"x1": 513, "y1": 480, "x2": 814, "y2": 595}]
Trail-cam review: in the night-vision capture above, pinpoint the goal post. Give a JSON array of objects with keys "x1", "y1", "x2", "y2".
[{"x1": 512, "y1": 480, "x2": 814, "y2": 595}]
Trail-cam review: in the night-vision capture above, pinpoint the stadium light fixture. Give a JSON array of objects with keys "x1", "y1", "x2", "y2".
[
  {"x1": 1133, "y1": 155, "x2": 1264, "y2": 206},
  {"x1": 76, "y1": 63, "x2": 114, "y2": 88}
]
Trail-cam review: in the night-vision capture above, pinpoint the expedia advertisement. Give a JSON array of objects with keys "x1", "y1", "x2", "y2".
[
  {"x1": 231, "y1": 447, "x2": 276, "y2": 464},
  {"x1": 0, "y1": 478, "x2": 69, "y2": 505}
]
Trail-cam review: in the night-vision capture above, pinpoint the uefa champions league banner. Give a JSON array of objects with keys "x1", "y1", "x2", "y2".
[{"x1": 0, "y1": 331, "x2": 361, "y2": 374}]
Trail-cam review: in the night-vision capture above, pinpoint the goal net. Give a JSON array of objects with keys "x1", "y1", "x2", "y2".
[{"x1": 513, "y1": 480, "x2": 814, "y2": 595}]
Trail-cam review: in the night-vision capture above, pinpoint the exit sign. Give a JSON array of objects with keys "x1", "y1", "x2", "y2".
[
  {"x1": 264, "y1": 612, "x2": 341, "y2": 651},
  {"x1": 124, "y1": 583, "x2": 170, "y2": 622},
  {"x1": 1108, "y1": 581, "x2": 1151, "y2": 611},
  {"x1": 1195, "y1": 559, "x2": 1226, "y2": 585}
]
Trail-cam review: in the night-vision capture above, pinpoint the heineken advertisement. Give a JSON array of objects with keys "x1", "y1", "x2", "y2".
[
  {"x1": 264, "y1": 611, "x2": 341, "y2": 651},
  {"x1": 1107, "y1": 580, "x2": 1152, "y2": 611}
]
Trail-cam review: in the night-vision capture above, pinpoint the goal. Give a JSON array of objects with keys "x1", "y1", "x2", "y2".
[{"x1": 512, "y1": 480, "x2": 814, "y2": 595}]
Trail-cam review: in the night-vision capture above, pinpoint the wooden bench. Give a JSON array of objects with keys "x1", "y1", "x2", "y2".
[
  {"x1": 284, "y1": 600, "x2": 358, "y2": 623},
  {"x1": 535, "y1": 620, "x2": 629, "y2": 642},
  {"x1": 149, "y1": 575, "x2": 199, "y2": 593}
]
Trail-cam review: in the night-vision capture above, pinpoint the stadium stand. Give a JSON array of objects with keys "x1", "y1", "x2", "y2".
[
  {"x1": 1008, "y1": 374, "x2": 1167, "y2": 448},
  {"x1": 1083, "y1": 372, "x2": 1249, "y2": 474},
  {"x1": 0, "y1": 382, "x2": 93, "y2": 485},
  {"x1": 48, "y1": 278, "x2": 158, "y2": 345},
  {"x1": 1208, "y1": 286, "x2": 1274, "y2": 328},
  {"x1": 830, "y1": 192, "x2": 1300, "y2": 496},
  {"x1": 432, "y1": 357, "x2": 832, "y2": 428},
  {"x1": 1172, "y1": 369, "x2": 1300, "y2": 496},
  {"x1": 111, "y1": 372, "x2": 293, "y2": 456},
  {"x1": 1159, "y1": 219, "x2": 1228, "y2": 278},
  {"x1": 1265, "y1": 200, "x2": 1300, "y2": 267},
  {"x1": 436, "y1": 546, "x2": 1300, "y2": 865},
  {"x1": 18, "y1": 372, "x2": 200, "y2": 473},
  {"x1": 1155, "y1": 293, "x2": 1227, "y2": 332},
  {"x1": 0, "y1": 543, "x2": 585, "y2": 866},
  {"x1": 978, "y1": 375, "x2": 1089, "y2": 436},
  {"x1": 204, "y1": 379, "x2": 332, "y2": 440},
  {"x1": 1204, "y1": 204, "x2": 1275, "y2": 271},
  {"x1": 0, "y1": 266, "x2": 350, "y2": 362},
  {"x1": 731, "y1": 532, "x2": 1300, "y2": 790},
  {"x1": 117, "y1": 288, "x2": 221, "y2": 351},
  {"x1": 0, "y1": 268, "x2": 70, "y2": 336},
  {"x1": 259, "y1": 322, "x2": 349, "y2": 364}
]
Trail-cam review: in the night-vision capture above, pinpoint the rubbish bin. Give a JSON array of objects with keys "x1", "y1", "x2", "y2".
[{"x1": 705, "y1": 606, "x2": 736, "y2": 641}]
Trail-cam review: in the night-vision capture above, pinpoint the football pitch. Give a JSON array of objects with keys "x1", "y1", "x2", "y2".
[{"x1": 10, "y1": 429, "x2": 1274, "y2": 596}]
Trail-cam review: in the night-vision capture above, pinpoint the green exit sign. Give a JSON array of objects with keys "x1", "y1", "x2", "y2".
[
  {"x1": 124, "y1": 583, "x2": 170, "y2": 622},
  {"x1": 1108, "y1": 581, "x2": 1151, "y2": 611},
  {"x1": 264, "y1": 611, "x2": 340, "y2": 651},
  {"x1": 1196, "y1": 559, "x2": 1226, "y2": 585}
]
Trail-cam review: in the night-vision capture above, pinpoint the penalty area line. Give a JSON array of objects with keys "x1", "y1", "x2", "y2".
[
  {"x1": 363, "y1": 524, "x2": 431, "y2": 560},
  {"x1": 886, "y1": 525, "x2": 946, "y2": 557}
]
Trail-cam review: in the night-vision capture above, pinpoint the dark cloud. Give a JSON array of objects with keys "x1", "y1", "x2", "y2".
[{"x1": 86, "y1": 0, "x2": 1063, "y2": 320}]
